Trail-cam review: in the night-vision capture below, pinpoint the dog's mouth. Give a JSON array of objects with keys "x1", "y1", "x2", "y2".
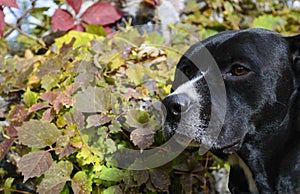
[{"x1": 218, "y1": 140, "x2": 243, "y2": 154}]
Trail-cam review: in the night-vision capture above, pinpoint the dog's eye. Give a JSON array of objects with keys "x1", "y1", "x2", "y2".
[
  {"x1": 182, "y1": 66, "x2": 192, "y2": 77},
  {"x1": 230, "y1": 65, "x2": 249, "y2": 76}
]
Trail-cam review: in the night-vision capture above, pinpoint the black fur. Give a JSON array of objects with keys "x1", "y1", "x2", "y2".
[{"x1": 162, "y1": 28, "x2": 300, "y2": 193}]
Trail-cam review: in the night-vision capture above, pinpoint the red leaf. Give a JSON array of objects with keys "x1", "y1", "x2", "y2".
[
  {"x1": 0, "y1": 138, "x2": 15, "y2": 160},
  {"x1": 52, "y1": 9, "x2": 75, "y2": 32},
  {"x1": 0, "y1": 8, "x2": 5, "y2": 37},
  {"x1": 81, "y1": 2, "x2": 123, "y2": 26},
  {"x1": 0, "y1": 0, "x2": 19, "y2": 8},
  {"x1": 71, "y1": 24, "x2": 84, "y2": 32},
  {"x1": 67, "y1": 0, "x2": 82, "y2": 14}
]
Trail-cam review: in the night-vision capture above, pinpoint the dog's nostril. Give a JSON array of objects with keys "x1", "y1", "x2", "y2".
[
  {"x1": 171, "y1": 100, "x2": 190, "y2": 115},
  {"x1": 162, "y1": 94, "x2": 191, "y2": 116}
]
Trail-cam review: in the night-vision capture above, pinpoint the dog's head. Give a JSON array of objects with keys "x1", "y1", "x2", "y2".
[{"x1": 162, "y1": 28, "x2": 300, "y2": 154}]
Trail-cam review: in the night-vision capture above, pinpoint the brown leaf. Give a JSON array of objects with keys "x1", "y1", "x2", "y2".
[
  {"x1": 130, "y1": 128, "x2": 154, "y2": 151},
  {"x1": 0, "y1": 138, "x2": 15, "y2": 160},
  {"x1": 67, "y1": 0, "x2": 82, "y2": 14},
  {"x1": 0, "y1": 0, "x2": 19, "y2": 8},
  {"x1": 81, "y1": 2, "x2": 123, "y2": 26},
  {"x1": 52, "y1": 8, "x2": 75, "y2": 32},
  {"x1": 29, "y1": 103, "x2": 49, "y2": 112},
  {"x1": 18, "y1": 151, "x2": 53, "y2": 182}
]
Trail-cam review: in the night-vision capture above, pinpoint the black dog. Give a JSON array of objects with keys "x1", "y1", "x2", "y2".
[{"x1": 162, "y1": 28, "x2": 300, "y2": 193}]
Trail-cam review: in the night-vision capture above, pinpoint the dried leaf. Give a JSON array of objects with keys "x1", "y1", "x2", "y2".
[
  {"x1": 37, "y1": 161, "x2": 73, "y2": 194},
  {"x1": 81, "y1": 2, "x2": 122, "y2": 26},
  {"x1": 17, "y1": 120, "x2": 61, "y2": 148},
  {"x1": 0, "y1": 138, "x2": 15, "y2": 160},
  {"x1": 67, "y1": 0, "x2": 82, "y2": 14},
  {"x1": 52, "y1": 9, "x2": 74, "y2": 32},
  {"x1": 130, "y1": 128, "x2": 154, "y2": 150},
  {"x1": 0, "y1": 0, "x2": 19, "y2": 8},
  {"x1": 18, "y1": 151, "x2": 53, "y2": 182}
]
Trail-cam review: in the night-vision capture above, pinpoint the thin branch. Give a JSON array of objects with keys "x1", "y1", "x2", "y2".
[
  {"x1": 6, "y1": 23, "x2": 46, "y2": 47},
  {"x1": 4, "y1": 0, "x2": 37, "y2": 38}
]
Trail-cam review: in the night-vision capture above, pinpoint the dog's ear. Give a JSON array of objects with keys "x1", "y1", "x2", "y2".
[{"x1": 285, "y1": 34, "x2": 300, "y2": 66}]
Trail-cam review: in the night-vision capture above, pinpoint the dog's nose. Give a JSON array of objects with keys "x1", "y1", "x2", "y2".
[{"x1": 162, "y1": 94, "x2": 191, "y2": 116}]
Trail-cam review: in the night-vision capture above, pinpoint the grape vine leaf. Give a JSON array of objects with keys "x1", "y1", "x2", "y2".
[
  {"x1": 17, "y1": 151, "x2": 53, "y2": 182},
  {"x1": 67, "y1": 0, "x2": 82, "y2": 14},
  {"x1": 71, "y1": 171, "x2": 92, "y2": 194},
  {"x1": 0, "y1": 138, "x2": 15, "y2": 160},
  {"x1": 74, "y1": 87, "x2": 111, "y2": 113},
  {"x1": 130, "y1": 128, "x2": 154, "y2": 151},
  {"x1": 52, "y1": 9, "x2": 75, "y2": 32},
  {"x1": 29, "y1": 103, "x2": 49, "y2": 112},
  {"x1": 100, "y1": 166, "x2": 125, "y2": 182},
  {"x1": 37, "y1": 161, "x2": 73, "y2": 194},
  {"x1": 0, "y1": 0, "x2": 19, "y2": 8},
  {"x1": 17, "y1": 120, "x2": 62, "y2": 148},
  {"x1": 81, "y1": 2, "x2": 123, "y2": 26},
  {"x1": 149, "y1": 168, "x2": 171, "y2": 191}
]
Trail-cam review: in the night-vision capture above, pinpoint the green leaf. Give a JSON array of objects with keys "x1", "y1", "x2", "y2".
[
  {"x1": 17, "y1": 120, "x2": 62, "y2": 148},
  {"x1": 4, "y1": 177, "x2": 14, "y2": 194},
  {"x1": 41, "y1": 74, "x2": 58, "y2": 91},
  {"x1": 85, "y1": 24, "x2": 106, "y2": 36},
  {"x1": 23, "y1": 88, "x2": 39, "y2": 107},
  {"x1": 74, "y1": 87, "x2": 111, "y2": 113},
  {"x1": 55, "y1": 30, "x2": 104, "y2": 50},
  {"x1": 103, "y1": 186, "x2": 123, "y2": 194},
  {"x1": 252, "y1": 15, "x2": 280, "y2": 30},
  {"x1": 37, "y1": 161, "x2": 73, "y2": 194},
  {"x1": 71, "y1": 171, "x2": 92, "y2": 194},
  {"x1": 100, "y1": 166, "x2": 124, "y2": 182},
  {"x1": 126, "y1": 64, "x2": 145, "y2": 85},
  {"x1": 18, "y1": 151, "x2": 53, "y2": 182}
]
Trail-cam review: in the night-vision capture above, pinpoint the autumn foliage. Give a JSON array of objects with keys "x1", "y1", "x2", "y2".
[{"x1": 0, "y1": 0, "x2": 300, "y2": 193}]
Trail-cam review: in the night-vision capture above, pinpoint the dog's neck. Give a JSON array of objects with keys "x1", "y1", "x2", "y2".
[{"x1": 227, "y1": 88, "x2": 300, "y2": 193}]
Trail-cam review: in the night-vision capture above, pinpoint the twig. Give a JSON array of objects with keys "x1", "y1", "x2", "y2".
[
  {"x1": 4, "y1": 0, "x2": 37, "y2": 38},
  {"x1": 6, "y1": 23, "x2": 46, "y2": 47}
]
